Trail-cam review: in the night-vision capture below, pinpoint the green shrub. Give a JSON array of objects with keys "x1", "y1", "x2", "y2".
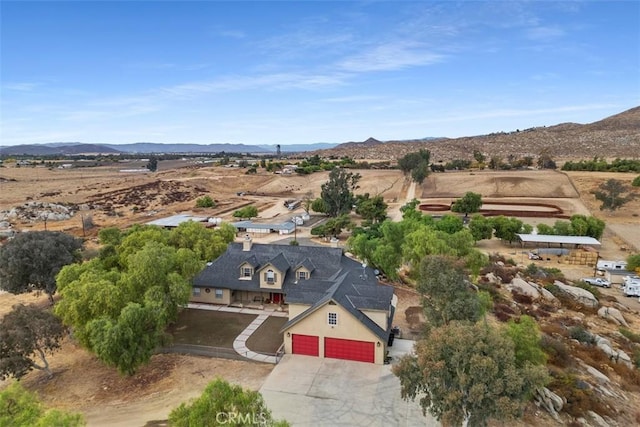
[
  {"x1": 541, "y1": 335, "x2": 571, "y2": 367},
  {"x1": 549, "y1": 371, "x2": 614, "y2": 418},
  {"x1": 195, "y1": 195, "x2": 216, "y2": 208},
  {"x1": 632, "y1": 175, "x2": 640, "y2": 187},
  {"x1": 575, "y1": 281, "x2": 601, "y2": 299},
  {"x1": 569, "y1": 326, "x2": 595, "y2": 345},
  {"x1": 620, "y1": 327, "x2": 640, "y2": 344}
]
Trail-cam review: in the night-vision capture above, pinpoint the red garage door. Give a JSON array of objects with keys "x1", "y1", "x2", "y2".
[
  {"x1": 292, "y1": 334, "x2": 319, "y2": 356},
  {"x1": 324, "y1": 338, "x2": 375, "y2": 363}
]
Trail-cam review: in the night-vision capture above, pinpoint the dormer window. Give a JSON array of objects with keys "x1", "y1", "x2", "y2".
[
  {"x1": 242, "y1": 267, "x2": 252, "y2": 278},
  {"x1": 297, "y1": 271, "x2": 308, "y2": 280},
  {"x1": 265, "y1": 269, "x2": 275, "y2": 284}
]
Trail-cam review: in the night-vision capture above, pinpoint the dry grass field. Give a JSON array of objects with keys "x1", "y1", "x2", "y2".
[
  {"x1": 1, "y1": 162, "x2": 639, "y2": 425},
  {"x1": 420, "y1": 169, "x2": 580, "y2": 199}
]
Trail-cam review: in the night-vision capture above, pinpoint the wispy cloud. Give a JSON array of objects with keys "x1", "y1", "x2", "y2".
[
  {"x1": 526, "y1": 26, "x2": 565, "y2": 41},
  {"x1": 3, "y1": 82, "x2": 40, "y2": 91},
  {"x1": 385, "y1": 103, "x2": 620, "y2": 127},
  {"x1": 124, "y1": 62, "x2": 209, "y2": 71},
  {"x1": 259, "y1": 30, "x2": 354, "y2": 61},
  {"x1": 320, "y1": 95, "x2": 384, "y2": 103},
  {"x1": 155, "y1": 72, "x2": 349, "y2": 99},
  {"x1": 339, "y1": 41, "x2": 444, "y2": 72},
  {"x1": 218, "y1": 29, "x2": 246, "y2": 39}
]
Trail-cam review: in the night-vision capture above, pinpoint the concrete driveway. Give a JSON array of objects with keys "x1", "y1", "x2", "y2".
[{"x1": 260, "y1": 339, "x2": 439, "y2": 426}]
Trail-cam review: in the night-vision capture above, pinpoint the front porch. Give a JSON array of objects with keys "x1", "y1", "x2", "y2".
[{"x1": 230, "y1": 290, "x2": 287, "y2": 311}]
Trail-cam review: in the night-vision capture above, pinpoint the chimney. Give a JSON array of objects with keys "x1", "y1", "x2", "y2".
[
  {"x1": 330, "y1": 237, "x2": 339, "y2": 248},
  {"x1": 242, "y1": 234, "x2": 253, "y2": 251}
]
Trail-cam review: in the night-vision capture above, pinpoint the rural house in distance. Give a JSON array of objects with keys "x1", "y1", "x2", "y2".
[{"x1": 192, "y1": 236, "x2": 396, "y2": 364}]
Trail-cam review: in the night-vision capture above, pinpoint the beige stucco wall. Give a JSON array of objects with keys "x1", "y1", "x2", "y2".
[
  {"x1": 360, "y1": 309, "x2": 388, "y2": 330},
  {"x1": 190, "y1": 288, "x2": 231, "y2": 305},
  {"x1": 259, "y1": 264, "x2": 284, "y2": 289},
  {"x1": 287, "y1": 303, "x2": 310, "y2": 318},
  {"x1": 283, "y1": 302, "x2": 387, "y2": 364}
]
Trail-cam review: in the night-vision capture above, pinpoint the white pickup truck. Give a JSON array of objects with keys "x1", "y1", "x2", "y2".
[{"x1": 581, "y1": 277, "x2": 612, "y2": 288}]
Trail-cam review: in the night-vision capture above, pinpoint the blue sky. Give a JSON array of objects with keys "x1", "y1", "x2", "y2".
[{"x1": 1, "y1": 1, "x2": 639, "y2": 146}]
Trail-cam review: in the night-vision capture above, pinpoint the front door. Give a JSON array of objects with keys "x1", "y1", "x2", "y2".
[{"x1": 271, "y1": 292, "x2": 281, "y2": 304}]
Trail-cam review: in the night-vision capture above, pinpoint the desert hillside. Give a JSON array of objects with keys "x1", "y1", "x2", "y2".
[{"x1": 308, "y1": 106, "x2": 640, "y2": 162}]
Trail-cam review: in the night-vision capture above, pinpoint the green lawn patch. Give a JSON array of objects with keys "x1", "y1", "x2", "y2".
[
  {"x1": 246, "y1": 316, "x2": 287, "y2": 354},
  {"x1": 169, "y1": 309, "x2": 257, "y2": 348}
]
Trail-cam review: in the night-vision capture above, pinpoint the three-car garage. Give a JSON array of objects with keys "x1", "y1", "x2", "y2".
[{"x1": 292, "y1": 334, "x2": 375, "y2": 363}]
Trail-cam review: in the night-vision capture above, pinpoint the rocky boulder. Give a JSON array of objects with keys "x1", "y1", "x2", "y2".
[
  {"x1": 508, "y1": 277, "x2": 540, "y2": 299},
  {"x1": 554, "y1": 281, "x2": 599, "y2": 308},
  {"x1": 584, "y1": 365, "x2": 610, "y2": 385},
  {"x1": 597, "y1": 306, "x2": 629, "y2": 327},
  {"x1": 534, "y1": 387, "x2": 564, "y2": 420}
]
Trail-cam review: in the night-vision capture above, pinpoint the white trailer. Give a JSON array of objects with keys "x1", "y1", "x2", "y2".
[
  {"x1": 597, "y1": 260, "x2": 628, "y2": 270},
  {"x1": 622, "y1": 278, "x2": 640, "y2": 297}
]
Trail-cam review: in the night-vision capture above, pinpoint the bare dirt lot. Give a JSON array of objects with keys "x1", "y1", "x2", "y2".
[
  {"x1": 1, "y1": 163, "x2": 639, "y2": 425},
  {"x1": 420, "y1": 169, "x2": 580, "y2": 199}
]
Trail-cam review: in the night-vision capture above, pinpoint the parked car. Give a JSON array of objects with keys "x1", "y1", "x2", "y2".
[{"x1": 582, "y1": 277, "x2": 612, "y2": 288}]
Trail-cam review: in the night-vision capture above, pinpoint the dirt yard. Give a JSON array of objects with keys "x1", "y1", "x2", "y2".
[
  {"x1": 1, "y1": 162, "x2": 639, "y2": 425},
  {"x1": 22, "y1": 342, "x2": 273, "y2": 426}
]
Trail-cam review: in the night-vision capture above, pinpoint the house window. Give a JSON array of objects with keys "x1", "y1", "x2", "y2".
[
  {"x1": 215, "y1": 289, "x2": 223, "y2": 299},
  {"x1": 192, "y1": 287, "x2": 201, "y2": 296},
  {"x1": 265, "y1": 270, "x2": 275, "y2": 284},
  {"x1": 298, "y1": 271, "x2": 308, "y2": 280},
  {"x1": 328, "y1": 312, "x2": 338, "y2": 326},
  {"x1": 242, "y1": 267, "x2": 252, "y2": 277}
]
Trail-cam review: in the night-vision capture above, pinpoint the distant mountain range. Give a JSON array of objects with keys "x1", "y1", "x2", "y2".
[
  {"x1": 1, "y1": 106, "x2": 638, "y2": 159},
  {"x1": 0, "y1": 141, "x2": 339, "y2": 156}
]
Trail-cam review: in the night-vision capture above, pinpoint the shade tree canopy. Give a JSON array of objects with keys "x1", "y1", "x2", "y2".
[
  {"x1": 233, "y1": 205, "x2": 259, "y2": 219},
  {"x1": 0, "y1": 383, "x2": 85, "y2": 427},
  {"x1": 468, "y1": 214, "x2": 494, "y2": 241},
  {"x1": 169, "y1": 379, "x2": 289, "y2": 427},
  {"x1": 398, "y1": 149, "x2": 431, "y2": 184},
  {"x1": 0, "y1": 231, "x2": 82, "y2": 304},
  {"x1": 55, "y1": 222, "x2": 235, "y2": 375},
  {"x1": 320, "y1": 168, "x2": 361, "y2": 217},
  {"x1": 416, "y1": 256, "x2": 482, "y2": 328},
  {"x1": 592, "y1": 179, "x2": 634, "y2": 211},
  {"x1": 0, "y1": 304, "x2": 66, "y2": 380},
  {"x1": 627, "y1": 253, "x2": 640, "y2": 274},
  {"x1": 393, "y1": 321, "x2": 547, "y2": 427},
  {"x1": 451, "y1": 192, "x2": 483, "y2": 218},
  {"x1": 491, "y1": 216, "x2": 532, "y2": 244},
  {"x1": 355, "y1": 193, "x2": 388, "y2": 225},
  {"x1": 347, "y1": 202, "x2": 488, "y2": 280}
]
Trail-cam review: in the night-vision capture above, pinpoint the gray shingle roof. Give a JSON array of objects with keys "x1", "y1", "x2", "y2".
[
  {"x1": 261, "y1": 252, "x2": 290, "y2": 276},
  {"x1": 193, "y1": 242, "x2": 394, "y2": 339},
  {"x1": 295, "y1": 257, "x2": 316, "y2": 273},
  {"x1": 239, "y1": 255, "x2": 259, "y2": 269},
  {"x1": 281, "y1": 271, "x2": 394, "y2": 341}
]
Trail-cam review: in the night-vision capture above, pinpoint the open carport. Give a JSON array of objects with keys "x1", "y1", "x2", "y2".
[{"x1": 259, "y1": 339, "x2": 438, "y2": 426}]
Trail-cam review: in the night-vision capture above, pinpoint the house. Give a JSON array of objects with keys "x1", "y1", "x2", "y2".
[{"x1": 191, "y1": 236, "x2": 396, "y2": 364}]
